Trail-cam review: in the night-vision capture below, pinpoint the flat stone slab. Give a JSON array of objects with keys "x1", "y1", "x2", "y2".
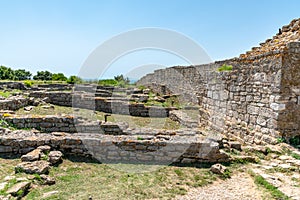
[{"x1": 21, "y1": 148, "x2": 42, "y2": 162}]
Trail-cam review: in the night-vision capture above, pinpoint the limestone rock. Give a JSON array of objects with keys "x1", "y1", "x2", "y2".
[
  {"x1": 40, "y1": 174, "x2": 56, "y2": 185},
  {"x1": 210, "y1": 163, "x2": 228, "y2": 175},
  {"x1": 48, "y1": 151, "x2": 63, "y2": 165},
  {"x1": 6, "y1": 181, "x2": 30, "y2": 197},
  {"x1": 42, "y1": 191, "x2": 59, "y2": 198},
  {"x1": 278, "y1": 155, "x2": 293, "y2": 161},
  {"x1": 21, "y1": 148, "x2": 42, "y2": 162},
  {"x1": 15, "y1": 161, "x2": 50, "y2": 174},
  {"x1": 37, "y1": 145, "x2": 51, "y2": 153},
  {"x1": 4, "y1": 176, "x2": 16, "y2": 181},
  {"x1": 24, "y1": 106, "x2": 34, "y2": 111},
  {"x1": 41, "y1": 105, "x2": 55, "y2": 109}
]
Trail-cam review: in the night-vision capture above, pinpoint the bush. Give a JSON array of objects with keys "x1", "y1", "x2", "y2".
[
  {"x1": 67, "y1": 76, "x2": 82, "y2": 84},
  {"x1": 98, "y1": 79, "x2": 118, "y2": 86},
  {"x1": 52, "y1": 73, "x2": 67, "y2": 81},
  {"x1": 24, "y1": 80, "x2": 34, "y2": 87}
]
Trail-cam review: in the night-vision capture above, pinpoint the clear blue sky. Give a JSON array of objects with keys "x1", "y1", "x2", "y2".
[{"x1": 0, "y1": 0, "x2": 299, "y2": 79}]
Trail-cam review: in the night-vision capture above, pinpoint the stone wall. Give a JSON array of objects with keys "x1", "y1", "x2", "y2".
[
  {"x1": 137, "y1": 65, "x2": 218, "y2": 104},
  {"x1": 4, "y1": 115, "x2": 128, "y2": 134},
  {"x1": 0, "y1": 96, "x2": 30, "y2": 111},
  {"x1": 137, "y1": 42, "x2": 300, "y2": 144},
  {"x1": 0, "y1": 128, "x2": 230, "y2": 164},
  {"x1": 29, "y1": 91, "x2": 171, "y2": 117}
]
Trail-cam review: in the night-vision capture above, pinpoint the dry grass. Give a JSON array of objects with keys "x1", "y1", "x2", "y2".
[{"x1": 0, "y1": 157, "x2": 218, "y2": 200}]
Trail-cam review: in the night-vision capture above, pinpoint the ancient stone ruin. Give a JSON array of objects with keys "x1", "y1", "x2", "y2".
[
  {"x1": 138, "y1": 18, "x2": 300, "y2": 145},
  {"x1": 0, "y1": 18, "x2": 299, "y2": 164},
  {"x1": 0, "y1": 18, "x2": 300, "y2": 200}
]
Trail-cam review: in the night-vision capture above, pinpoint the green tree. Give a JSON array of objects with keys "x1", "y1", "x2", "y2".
[
  {"x1": 14, "y1": 69, "x2": 32, "y2": 80},
  {"x1": 52, "y1": 73, "x2": 67, "y2": 81},
  {"x1": 33, "y1": 71, "x2": 53, "y2": 80},
  {"x1": 67, "y1": 75, "x2": 82, "y2": 84},
  {"x1": 0, "y1": 66, "x2": 15, "y2": 80}
]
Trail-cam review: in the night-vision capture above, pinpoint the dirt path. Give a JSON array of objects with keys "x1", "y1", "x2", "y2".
[{"x1": 175, "y1": 172, "x2": 264, "y2": 200}]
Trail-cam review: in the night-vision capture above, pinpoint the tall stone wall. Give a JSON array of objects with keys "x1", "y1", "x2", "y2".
[{"x1": 137, "y1": 42, "x2": 300, "y2": 144}]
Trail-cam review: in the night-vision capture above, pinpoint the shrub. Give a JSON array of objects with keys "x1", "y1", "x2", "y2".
[
  {"x1": 67, "y1": 76, "x2": 83, "y2": 84},
  {"x1": 24, "y1": 80, "x2": 34, "y2": 87},
  {"x1": 98, "y1": 79, "x2": 118, "y2": 86}
]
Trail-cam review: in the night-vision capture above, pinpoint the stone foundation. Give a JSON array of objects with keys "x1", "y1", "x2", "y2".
[{"x1": 0, "y1": 128, "x2": 230, "y2": 164}]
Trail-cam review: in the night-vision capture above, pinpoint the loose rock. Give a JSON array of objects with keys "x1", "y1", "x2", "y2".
[
  {"x1": 48, "y1": 151, "x2": 63, "y2": 165},
  {"x1": 15, "y1": 161, "x2": 50, "y2": 174},
  {"x1": 6, "y1": 181, "x2": 31, "y2": 197},
  {"x1": 210, "y1": 163, "x2": 228, "y2": 175}
]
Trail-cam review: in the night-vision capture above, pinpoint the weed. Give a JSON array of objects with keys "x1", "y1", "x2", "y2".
[
  {"x1": 16, "y1": 189, "x2": 24, "y2": 197},
  {"x1": 23, "y1": 80, "x2": 34, "y2": 87},
  {"x1": 33, "y1": 173, "x2": 42, "y2": 182},
  {"x1": 217, "y1": 64, "x2": 233, "y2": 72},
  {"x1": 291, "y1": 153, "x2": 300, "y2": 160},
  {"x1": 137, "y1": 136, "x2": 144, "y2": 140},
  {"x1": 174, "y1": 169, "x2": 183, "y2": 177},
  {"x1": 277, "y1": 137, "x2": 286, "y2": 143}
]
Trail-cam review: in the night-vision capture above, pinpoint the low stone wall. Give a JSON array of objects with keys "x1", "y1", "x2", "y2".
[
  {"x1": 4, "y1": 115, "x2": 128, "y2": 134},
  {"x1": 0, "y1": 128, "x2": 230, "y2": 164},
  {"x1": 29, "y1": 91, "x2": 72, "y2": 107},
  {"x1": 0, "y1": 96, "x2": 30, "y2": 111},
  {"x1": 0, "y1": 82, "x2": 27, "y2": 90},
  {"x1": 36, "y1": 84, "x2": 73, "y2": 91},
  {"x1": 29, "y1": 91, "x2": 171, "y2": 117}
]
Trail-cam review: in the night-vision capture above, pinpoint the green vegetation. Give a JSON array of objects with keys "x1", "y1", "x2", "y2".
[
  {"x1": 0, "y1": 91, "x2": 12, "y2": 98},
  {"x1": 291, "y1": 152, "x2": 300, "y2": 160},
  {"x1": 66, "y1": 75, "x2": 82, "y2": 84},
  {"x1": 23, "y1": 80, "x2": 34, "y2": 87},
  {"x1": 249, "y1": 170, "x2": 290, "y2": 200},
  {"x1": 217, "y1": 64, "x2": 233, "y2": 72},
  {"x1": 98, "y1": 79, "x2": 118, "y2": 86},
  {"x1": 0, "y1": 178, "x2": 18, "y2": 195},
  {"x1": 0, "y1": 157, "x2": 220, "y2": 200},
  {"x1": 289, "y1": 135, "x2": 300, "y2": 147},
  {"x1": 0, "y1": 66, "x2": 32, "y2": 80},
  {"x1": 13, "y1": 69, "x2": 32, "y2": 80},
  {"x1": 0, "y1": 89, "x2": 21, "y2": 98},
  {"x1": 98, "y1": 74, "x2": 131, "y2": 87},
  {"x1": 52, "y1": 73, "x2": 68, "y2": 81},
  {"x1": 0, "y1": 65, "x2": 134, "y2": 88},
  {"x1": 33, "y1": 70, "x2": 53, "y2": 81}
]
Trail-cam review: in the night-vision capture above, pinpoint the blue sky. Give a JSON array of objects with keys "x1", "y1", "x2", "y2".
[{"x1": 0, "y1": 0, "x2": 299, "y2": 79}]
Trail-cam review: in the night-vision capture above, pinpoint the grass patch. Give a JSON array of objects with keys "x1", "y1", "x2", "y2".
[
  {"x1": 22, "y1": 159, "x2": 218, "y2": 199},
  {"x1": 217, "y1": 64, "x2": 233, "y2": 72},
  {"x1": 291, "y1": 153, "x2": 300, "y2": 160},
  {"x1": 0, "y1": 89, "x2": 22, "y2": 98},
  {"x1": 248, "y1": 170, "x2": 290, "y2": 200}
]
